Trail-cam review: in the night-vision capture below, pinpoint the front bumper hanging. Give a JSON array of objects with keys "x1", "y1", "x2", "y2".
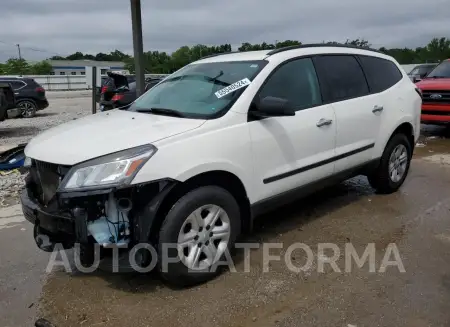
[{"x1": 21, "y1": 178, "x2": 178, "y2": 251}]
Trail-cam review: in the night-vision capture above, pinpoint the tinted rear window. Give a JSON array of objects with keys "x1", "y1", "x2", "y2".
[
  {"x1": 9, "y1": 81, "x2": 26, "y2": 90},
  {"x1": 313, "y1": 55, "x2": 369, "y2": 103},
  {"x1": 358, "y1": 56, "x2": 403, "y2": 93},
  {"x1": 22, "y1": 78, "x2": 38, "y2": 86}
]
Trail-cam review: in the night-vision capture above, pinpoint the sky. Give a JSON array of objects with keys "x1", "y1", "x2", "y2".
[{"x1": 0, "y1": 0, "x2": 449, "y2": 62}]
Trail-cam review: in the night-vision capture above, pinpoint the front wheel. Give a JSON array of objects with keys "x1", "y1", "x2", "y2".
[
  {"x1": 157, "y1": 186, "x2": 241, "y2": 286},
  {"x1": 368, "y1": 133, "x2": 412, "y2": 194}
]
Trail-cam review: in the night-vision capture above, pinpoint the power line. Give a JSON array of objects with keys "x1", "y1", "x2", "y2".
[{"x1": 0, "y1": 39, "x2": 62, "y2": 56}]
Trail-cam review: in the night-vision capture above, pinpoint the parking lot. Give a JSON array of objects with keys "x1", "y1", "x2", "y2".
[{"x1": 2, "y1": 95, "x2": 450, "y2": 327}]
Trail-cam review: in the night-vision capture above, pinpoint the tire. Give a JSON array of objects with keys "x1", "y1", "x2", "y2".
[
  {"x1": 368, "y1": 133, "x2": 412, "y2": 194},
  {"x1": 77, "y1": 243, "x2": 96, "y2": 267},
  {"x1": 157, "y1": 186, "x2": 241, "y2": 287},
  {"x1": 17, "y1": 100, "x2": 37, "y2": 118},
  {"x1": 0, "y1": 92, "x2": 7, "y2": 122}
]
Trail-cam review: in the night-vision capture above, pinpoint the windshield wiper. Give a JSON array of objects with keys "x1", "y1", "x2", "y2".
[
  {"x1": 136, "y1": 107, "x2": 186, "y2": 117},
  {"x1": 162, "y1": 74, "x2": 230, "y2": 87}
]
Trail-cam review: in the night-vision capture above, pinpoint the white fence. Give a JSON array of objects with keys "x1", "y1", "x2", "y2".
[
  {"x1": 12, "y1": 74, "x2": 169, "y2": 91},
  {"x1": 4, "y1": 65, "x2": 432, "y2": 90}
]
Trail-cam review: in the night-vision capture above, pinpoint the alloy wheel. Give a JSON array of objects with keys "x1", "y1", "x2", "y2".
[
  {"x1": 177, "y1": 204, "x2": 231, "y2": 270},
  {"x1": 388, "y1": 144, "x2": 408, "y2": 183},
  {"x1": 18, "y1": 101, "x2": 36, "y2": 118}
]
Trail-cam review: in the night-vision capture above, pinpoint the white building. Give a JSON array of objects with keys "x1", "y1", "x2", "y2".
[{"x1": 48, "y1": 60, "x2": 126, "y2": 76}]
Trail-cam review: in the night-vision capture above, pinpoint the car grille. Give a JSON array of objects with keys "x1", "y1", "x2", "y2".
[
  {"x1": 421, "y1": 110, "x2": 450, "y2": 116},
  {"x1": 29, "y1": 160, "x2": 69, "y2": 205},
  {"x1": 422, "y1": 90, "x2": 450, "y2": 104}
]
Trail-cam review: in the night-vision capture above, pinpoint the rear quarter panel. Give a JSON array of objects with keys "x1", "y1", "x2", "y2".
[{"x1": 374, "y1": 76, "x2": 421, "y2": 158}]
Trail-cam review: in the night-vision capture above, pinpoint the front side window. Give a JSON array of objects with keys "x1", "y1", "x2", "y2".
[
  {"x1": 129, "y1": 60, "x2": 268, "y2": 119},
  {"x1": 313, "y1": 55, "x2": 369, "y2": 102},
  {"x1": 427, "y1": 61, "x2": 450, "y2": 78},
  {"x1": 257, "y1": 58, "x2": 322, "y2": 110}
]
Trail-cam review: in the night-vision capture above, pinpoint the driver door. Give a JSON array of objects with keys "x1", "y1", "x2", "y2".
[{"x1": 248, "y1": 57, "x2": 337, "y2": 203}]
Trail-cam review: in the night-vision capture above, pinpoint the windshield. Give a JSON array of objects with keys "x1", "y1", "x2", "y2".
[
  {"x1": 427, "y1": 61, "x2": 450, "y2": 78},
  {"x1": 409, "y1": 66, "x2": 429, "y2": 75},
  {"x1": 129, "y1": 60, "x2": 268, "y2": 119}
]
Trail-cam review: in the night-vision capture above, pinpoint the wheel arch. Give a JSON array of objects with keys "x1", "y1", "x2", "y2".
[
  {"x1": 149, "y1": 170, "x2": 252, "y2": 244},
  {"x1": 388, "y1": 122, "x2": 415, "y2": 155},
  {"x1": 16, "y1": 98, "x2": 37, "y2": 106}
]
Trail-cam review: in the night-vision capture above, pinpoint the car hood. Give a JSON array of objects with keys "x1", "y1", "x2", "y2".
[
  {"x1": 416, "y1": 78, "x2": 450, "y2": 90},
  {"x1": 25, "y1": 109, "x2": 205, "y2": 165}
]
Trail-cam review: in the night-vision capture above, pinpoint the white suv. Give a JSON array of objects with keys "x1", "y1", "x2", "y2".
[{"x1": 21, "y1": 44, "x2": 421, "y2": 286}]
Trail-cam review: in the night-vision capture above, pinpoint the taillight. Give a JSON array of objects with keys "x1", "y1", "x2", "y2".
[
  {"x1": 36, "y1": 87, "x2": 45, "y2": 93},
  {"x1": 111, "y1": 94, "x2": 124, "y2": 101},
  {"x1": 101, "y1": 86, "x2": 108, "y2": 94},
  {"x1": 415, "y1": 87, "x2": 423, "y2": 99}
]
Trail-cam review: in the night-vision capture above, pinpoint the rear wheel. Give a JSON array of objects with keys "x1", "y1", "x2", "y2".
[
  {"x1": 17, "y1": 100, "x2": 37, "y2": 118},
  {"x1": 368, "y1": 133, "x2": 412, "y2": 194},
  {"x1": 157, "y1": 186, "x2": 241, "y2": 286},
  {"x1": 0, "y1": 92, "x2": 7, "y2": 121}
]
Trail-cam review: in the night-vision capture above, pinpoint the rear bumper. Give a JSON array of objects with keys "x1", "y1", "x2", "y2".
[{"x1": 36, "y1": 98, "x2": 49, "y2": 110}]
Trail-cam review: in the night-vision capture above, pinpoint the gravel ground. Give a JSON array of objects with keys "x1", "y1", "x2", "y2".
[{"x1": 0, "y1": 93, "x2": 93, "y2": 206}]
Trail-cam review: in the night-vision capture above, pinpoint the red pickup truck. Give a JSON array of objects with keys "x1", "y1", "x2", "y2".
[{"x1": 416, "y1": 59, "x2": 450, "y2": 125}]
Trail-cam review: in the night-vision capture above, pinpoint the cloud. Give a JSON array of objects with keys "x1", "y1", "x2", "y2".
[{"x1": 0, "y1": 0, "x2": 449, "y2": 61}]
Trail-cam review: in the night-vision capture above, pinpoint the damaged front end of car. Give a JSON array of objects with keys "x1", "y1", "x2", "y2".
[{"x1": 20, "y1": 144, "x2": 177, "y2": 268}]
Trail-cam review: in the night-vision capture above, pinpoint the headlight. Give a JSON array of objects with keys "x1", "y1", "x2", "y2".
[{"x1": 59, "y1": 144, "x2": 157, "y2": 192}]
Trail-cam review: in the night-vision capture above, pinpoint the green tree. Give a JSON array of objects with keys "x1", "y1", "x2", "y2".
[
  {"x1": 66, "y1": 51, "x2": 86, "y2": 60},
  {"x1": 345, "y1": 38, "x2": 371, "y2": 48},
  {"x1": 30, "y1": 61, "x2": 53, "y2": 75},
  {"x1": 4, "y1": 37, "x2": 450, "y2": 76},
  {"x1": 1, "y1": 58, "x2": 31, "y2": 75}
]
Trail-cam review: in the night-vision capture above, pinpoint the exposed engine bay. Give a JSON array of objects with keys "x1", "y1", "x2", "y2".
[
  {"x1": 22, "y1": 158, "x2": 177, "y2": 259},
  {"x1": 86, "y1": 193, "x2": 131, "y2": 246}
]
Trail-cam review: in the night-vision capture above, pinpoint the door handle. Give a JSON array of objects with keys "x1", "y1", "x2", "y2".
[
  {"x1": 316, "y1": 118, "x2": 333, "y2": 127},
  {"x1": 372, "y1": 105, "x2": 384, "y2": 113}
]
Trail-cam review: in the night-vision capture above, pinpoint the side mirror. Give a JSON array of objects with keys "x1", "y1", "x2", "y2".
[{"x1": 250, "y1": 96, "x2": 295, "y2": 119}]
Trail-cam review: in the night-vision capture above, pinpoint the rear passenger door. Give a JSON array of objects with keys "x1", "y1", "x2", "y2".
[{"x1": 313, "y1": 55, "x2": 380, "y2": 172}]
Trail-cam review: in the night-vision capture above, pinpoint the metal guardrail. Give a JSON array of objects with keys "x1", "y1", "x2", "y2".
[{"x1": 1, "y1": 74, "x2": 169, "y2": 91}]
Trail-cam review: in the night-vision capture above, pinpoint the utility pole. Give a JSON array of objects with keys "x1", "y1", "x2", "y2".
[
  {"x1": 16, "y1": 44, "x2": 22, "y2": 60},
  {"x1": 130, "y1": 0, "x2": 145, "y2": 97},
  {"x1": 16, "y1": 44, "x2": 23, "y2": 76}
]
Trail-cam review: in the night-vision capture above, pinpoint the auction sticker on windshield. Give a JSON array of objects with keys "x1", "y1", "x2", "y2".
[{"x1": 215, "y1": 78, "x2": 251, "y2": 98}]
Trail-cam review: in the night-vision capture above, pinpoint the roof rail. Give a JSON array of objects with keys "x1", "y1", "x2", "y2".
[{"x1": 266, "y1": 43, "x2": 383, "y2": 56}]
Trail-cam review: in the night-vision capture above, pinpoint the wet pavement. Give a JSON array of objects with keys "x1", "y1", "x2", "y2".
[{"x1": 3, "y1": 125, "x2": 450, "y2": 327}]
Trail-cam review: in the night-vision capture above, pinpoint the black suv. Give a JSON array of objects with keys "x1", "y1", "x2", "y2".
[{"x1": 0, "y1": 77, "x2": 49, "y2": 118}]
